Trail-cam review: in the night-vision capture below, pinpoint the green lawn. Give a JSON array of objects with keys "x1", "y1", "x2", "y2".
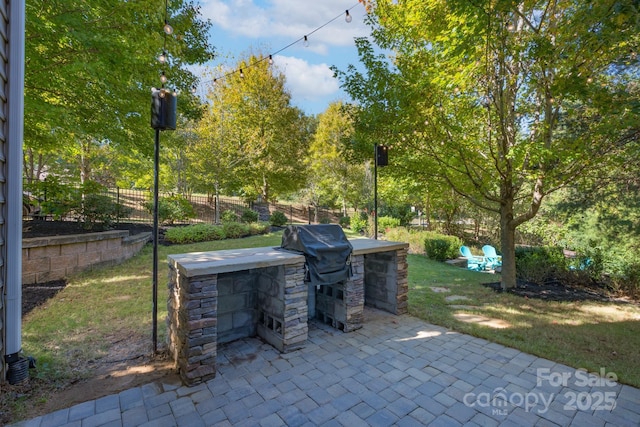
[
  {"x1": 407, "y1": 254, "x2": 640, "y2": 388},
  {"x1": 20, "y1": 232, "x2": 640, "y2": 391}
]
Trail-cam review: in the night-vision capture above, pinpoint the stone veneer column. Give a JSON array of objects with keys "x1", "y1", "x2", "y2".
[
  {"x1": 344, "y1": 255, "x2": 365, "y2": 332},
  {"x1": 395, "y1": 247, "x2": 409, "y2": 315},
  {"x1": 281, "y1": 261, "x2": 308, "y2": 351},
  {"x1": 167, "y1": 264, "x2": 218, "y2": 386}
]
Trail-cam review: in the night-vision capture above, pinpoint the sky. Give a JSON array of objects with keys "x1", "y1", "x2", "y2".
[{"x1": 194, "y1": 0, "x2": 372, "y2": 115}]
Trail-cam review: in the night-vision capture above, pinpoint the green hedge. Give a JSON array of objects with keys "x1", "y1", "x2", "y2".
[
  {"x1": 164, "y1": 222, "x2": 270, "y2": 244},
  {"x1": 269, "y1": 211, "x2": 288, "y2": 227},
  {"x1": 424, "y1": 234, "x2": 463, "y2": 261}
]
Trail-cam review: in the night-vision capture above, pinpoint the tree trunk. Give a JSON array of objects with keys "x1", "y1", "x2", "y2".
[
  {"x1": 500, "y1": 203, "x2": 517, "y2": 290},
  {"x1": 214, "y1": 182, "x2": 220, "y2": 224},
  {"x1": 261, "y1": 174, "x2": 269, "y2": 203}
]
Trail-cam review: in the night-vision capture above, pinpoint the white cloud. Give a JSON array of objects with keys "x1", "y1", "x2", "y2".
[
  {"x1": 195, "y1": 1, "x2": 366, "y2": 113},
  {"x1": 199, "y1": 0, "x2": 369, "y2": 48},
  {"x1": 273, "y1": 55, "x2": 339, "y2": 100}
]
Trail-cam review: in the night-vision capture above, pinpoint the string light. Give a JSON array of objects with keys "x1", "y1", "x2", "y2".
[
  {"x1": 160, "y1": 71, "x2": 168, "y2": 84},
  {"x1": 239, "y1": 68, "x2": 245, "y2": 78},
  {"x1": 158, "y1": 51, "x2": 167, "y2": 64},
  {"x1": 163, "y1": 20, "x2": 174, "y2": 35},
  {"x1": 197, "y1": 2, "x2": 362, "y2": 90}
]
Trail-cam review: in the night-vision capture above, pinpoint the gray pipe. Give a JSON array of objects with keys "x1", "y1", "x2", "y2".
[{"x1": 5, "y1": 1, "x2": 26, "y2": 365}]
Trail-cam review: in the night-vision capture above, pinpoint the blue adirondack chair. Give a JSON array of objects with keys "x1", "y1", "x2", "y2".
[
  {"x1": 460, "y1": 246, "x2": 487, "y2": 271},
  {"x1": 482, "y1": 245, "x2": 502, "y2": 270}
]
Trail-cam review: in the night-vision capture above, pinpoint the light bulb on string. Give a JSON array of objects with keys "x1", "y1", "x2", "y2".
[
  {"x1": 268, "y1": 55, "x2": 273, "y2": 65},
  {"x1": 345, "y1": 10, "x2": 352, "y2": 23},
  {"x1": 160, "y1": 71, "x2": 168, "y2": 84},
  {"x1": 158, "y1": 51, "x2": 167, "y2": 64},
  {"x1": 303, "y1": 35, "x2": 309, "y2": 47},
  {"x1": 164, "y1": 20, "x2": 173, "y2": 35},
  {"x1": 239, "y1": 68, "x2": 244, "y2": 78},
  {"x1": 191, "y1": 86, "x2": 197, "y2": 94},
  {"x1": 159, "y1": 88, "x2": 166, "y2": 98}
]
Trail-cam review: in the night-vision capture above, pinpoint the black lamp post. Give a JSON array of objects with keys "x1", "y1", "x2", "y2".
[
  {"x1": 374, "y1": 144, "x2": 388, "y2": 239},
  {"x1": 150, "y1": 88, "x2": 176, "y2": 352}
]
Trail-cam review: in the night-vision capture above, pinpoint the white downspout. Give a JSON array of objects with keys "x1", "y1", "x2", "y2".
[{"x1": 4, "y1": 0, "x2": 26, "y2": 376}]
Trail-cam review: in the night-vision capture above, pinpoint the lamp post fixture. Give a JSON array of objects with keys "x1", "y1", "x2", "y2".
[
  {"x1": 150, "y1": 88, "x2": 176, "y2": 352},
  {"x1": 374, "y1": 144, "x2": 388, "y2": 239}
]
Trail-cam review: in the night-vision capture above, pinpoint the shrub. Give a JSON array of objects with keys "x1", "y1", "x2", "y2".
[
  {"x1": 165, "y1": 224, "x2": 226, "y2": 244},
  {"x1": 143, "y1": 194, "x2": 195, "y2": 225},
  {"x1": 385, "y1": 228, "x2": 430, "y2": 254},
  {"x1": 339, "y1": 216, "x2": 350, "y2": 228},
  {"x1": 515, "y1": 246, "x2": 567, "y2": 283},
  {"x1": 319, "y1": 217, "x2": 331, "y2": 224},
  {"x1": 249, "y1": 222, "x2": 271, "y2": 235},
  {"x1": 222, "y1": 221, "x2": 251, "y2": 239},
  {"x1": 378, "y1": 216, "x2": 401, "y2": 232},
  {"x1": 80, "y1": 193, "x2": 131, "y2": 229},
  {"x1": 350, "y1": 212, "x2": 369, "y2": 233},
  {"x1": 220, "y1": 210, "x2": 238, "y2": 223},
  {"x1": 424, "y1": 234, "x2": 463, "y2": 261},
  {"x1": 269, "y1": 211, "x2": 288, "y2": 227},
  {"x1": 240, "y1": 209, "x2": 259, "y2": 223}
]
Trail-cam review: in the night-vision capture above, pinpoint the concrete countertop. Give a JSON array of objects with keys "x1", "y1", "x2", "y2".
[{"x1": 168, "y1": 238, "x2": 409, "y2": 278}]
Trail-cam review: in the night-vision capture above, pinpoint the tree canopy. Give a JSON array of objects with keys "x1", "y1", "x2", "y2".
[
  {"x1": 24, "y1": 0, "x2": 214, "y2": 184},
  {"x1": 336, "y1": 0, "x2": 640, "y2": 289},
  {"x1": 191, "y1": 54, "x2": 311, "y2": 203}
]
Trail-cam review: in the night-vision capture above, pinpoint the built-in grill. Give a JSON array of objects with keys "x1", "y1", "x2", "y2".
[
  {"x1": 281, "y1": 224, "x2": 353, "y2": 284},
  {"x1": 281, "y1": 224, "x2": 353, "y2": 328}
]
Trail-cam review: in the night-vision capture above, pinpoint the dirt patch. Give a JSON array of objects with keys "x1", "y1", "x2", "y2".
[
  {"x1": 0, "y1": 221, "x2": 177, "y2": 425},
  {"x1": 1, "y1": 342, "x2": 178, "y2": 425},
  {"x1": 483, "y1": 280, "x2": 618, "y2": 302}
]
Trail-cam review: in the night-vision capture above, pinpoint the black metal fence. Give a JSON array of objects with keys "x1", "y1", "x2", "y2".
[{"x1": 22, "y1": 183, "x2": 342, "y2": 225}]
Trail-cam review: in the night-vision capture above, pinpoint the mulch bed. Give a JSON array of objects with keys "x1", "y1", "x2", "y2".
[
  {"x1": 22, "y1": 220, "x2": 156, "y2": 239},
  {"x1": 483, "y1": 280, "x2": 616, "y2": 302},
  {"x1": 22, "y1": 280, "x2": 67, "y2": 316}
]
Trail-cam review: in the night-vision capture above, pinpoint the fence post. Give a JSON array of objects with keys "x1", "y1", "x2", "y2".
[{"x1": 116, "y1": 187, "x2": 120, "y2": 225}]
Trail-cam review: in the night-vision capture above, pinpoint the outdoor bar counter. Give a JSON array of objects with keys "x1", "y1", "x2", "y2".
[{"x1": 167, "y1": 238, "x2": 409, "y2": 385}]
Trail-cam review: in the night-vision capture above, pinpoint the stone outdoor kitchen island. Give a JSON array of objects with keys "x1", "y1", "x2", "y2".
[{"x1": 167, "y1": 238, "x2": 409, "y2": 385}]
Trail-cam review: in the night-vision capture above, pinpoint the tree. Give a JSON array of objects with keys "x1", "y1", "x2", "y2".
[
  {"x1": 187, "y1": 83, "x2": 245, "y2": 223},
  {"x1": 306, "y1": 102, "x2": 368, "y2": 217},
  {"x1": 208, "y1": 54, "x2": 311, "y2": 202},
  {"x1": 24, "y1": 0, "x2": 214, "y2": 185},
  {"x1": 336, "y1": 0, "x2": 640, "y2": 289}
]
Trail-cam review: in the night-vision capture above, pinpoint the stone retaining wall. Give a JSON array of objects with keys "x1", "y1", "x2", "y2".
[{"x1": 22, "y1": 231, "x2": 152, "y2": 284}]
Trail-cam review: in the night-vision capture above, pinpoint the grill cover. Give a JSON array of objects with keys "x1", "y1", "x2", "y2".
[{"x1": 281, "y1": 224, "x2": 353, "y2": 285}]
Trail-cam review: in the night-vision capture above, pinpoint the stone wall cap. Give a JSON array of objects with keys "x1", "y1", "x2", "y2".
[
  {"x1": 169, "y1": 239, "x2": 408, "y2": 278},
  {"x1": 23, "y1": 230, "x2": 129, "y2": 248},
  {"x1": 168, "y1": 247, "x2": 306, "y2": 278},
  {"x1": 350, "y1": 238, "x2": 409, "y2": 255}
]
